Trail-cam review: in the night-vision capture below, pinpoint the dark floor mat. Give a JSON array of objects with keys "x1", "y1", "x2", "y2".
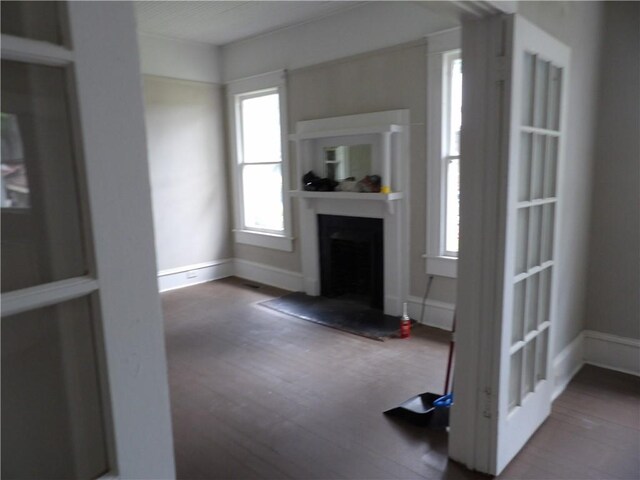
[{"x1": 259, "y1": 292, "x2": 401, "y2": 341}]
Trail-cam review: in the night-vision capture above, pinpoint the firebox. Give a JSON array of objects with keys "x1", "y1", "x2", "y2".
[{"x1": 318, "y1": 214, "x2": 383, "y2": 310}]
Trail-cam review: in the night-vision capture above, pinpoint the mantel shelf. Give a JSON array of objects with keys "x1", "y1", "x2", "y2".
[
  {"x1": 288, "y1": 124, "x2": 404, "y2": 141},
  {"x1": 289, "y1": 190, "x2": 404, "y2": 201}
]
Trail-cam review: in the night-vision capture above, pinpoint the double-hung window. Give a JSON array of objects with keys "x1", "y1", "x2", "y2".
[
  {"x1": 426, "y1": 30, "x2": 462, "y2": 277},
  {"x1": 228, "y1": 71, "x2": 292, "y2": 251}
]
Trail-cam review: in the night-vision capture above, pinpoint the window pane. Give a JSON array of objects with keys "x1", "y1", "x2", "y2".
[
  {"x1": 512, "y1": 280, "x2": 526, "y2": 344},
  {"x1": 521, "y1": 52, "x2": 535, "y2": 126},
  {"x1": 525, "y1": 274, "x2": 539, "y2": 335},
  {"x1": 1, "y1": 112, "x2": 29, "y2": 208},
  {"x1": 448, "y1": 58, "x2": 462, "y2": 157},
  {"x1": 547, "y1": 65, "x2": 563, "y2": 131},
  {"x1": 518, "y1": 132, "x2": 532, "y2": 201},
  {"x1": 509, "y1": 349, "x2": 523, "y2": 411},
  {"x1": 535, "y1": 329, "x2": 548, "y2": 384},
  {"x1": 445, "y1": 158, "x2": 460, "y2": 254},
  {"x1": 242, "y1": 164, "x2": 284, "y2": 231},
  {"x1": 531, "y1": 134, "x2": 545, "y2": 199},
  {"x1": 240, "y1": 93, "x2": 281, "y2": 164},
  {"x1": 515, "y1": 207, "x2": 529, "y2": 275},
  {"x1": 534, "y1": 58, "x2": 550, "y2": 128},
  {"x1": 1, "y1": 60, "x2": 88, "y2": 292},
  {"x1": 2, "y1": 296, "x2": 108, "y2": 479},
  {"x1": 1, "y1": 0, "x2": 65, "y2": 45}
]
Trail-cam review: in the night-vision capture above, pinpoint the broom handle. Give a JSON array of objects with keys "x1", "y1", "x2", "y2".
[{"x1": 443, "y1": 313, "x2": 456, "y2": 395}]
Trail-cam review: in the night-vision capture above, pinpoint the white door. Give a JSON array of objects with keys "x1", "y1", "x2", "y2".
[
  {"x1": 450, "y1": 14, "x2": 570, "y2": 475},
  {"x1": 1, "y1": 2, "x2": 175, "y2": 478}
]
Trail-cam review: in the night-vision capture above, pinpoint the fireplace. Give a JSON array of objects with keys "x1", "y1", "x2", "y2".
[
  {"x1": 318, "y1": 215, "x2": 383, "y2": 309},
  {"x1": 291, "y1": 109, "x2": 410, "y2": 315}
]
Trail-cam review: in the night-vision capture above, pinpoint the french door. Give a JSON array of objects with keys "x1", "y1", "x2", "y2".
[
  {"x1": 1, "y1": 2, "x2": 174, "y2": 478},
  {"x1": 450, "y1": 13, "x2": 570, "y2": 475}
]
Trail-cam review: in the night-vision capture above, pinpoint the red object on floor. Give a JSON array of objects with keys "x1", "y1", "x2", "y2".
[{"x1": 400, "y1": 318, "x2": 411, "y2": 338}]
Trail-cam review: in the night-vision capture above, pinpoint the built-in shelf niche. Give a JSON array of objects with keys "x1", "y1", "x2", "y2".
[{"x1": 289, "y1": 110, "x2": 409, "y2": 195}]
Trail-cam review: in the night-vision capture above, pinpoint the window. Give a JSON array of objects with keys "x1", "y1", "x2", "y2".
[
  {"x1": 443, "y1": 52, "x2": 462, "y2": 256},
  {"x1": 426, "y1": 30, "x2": 461, "y2": 277},
  {"x1": 227, "y1": 71, "x2": 292, "y2": 251}
]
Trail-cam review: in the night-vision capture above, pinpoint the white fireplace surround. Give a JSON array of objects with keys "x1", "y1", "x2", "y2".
[{"x1": 289, "y1": 110, "x2": 410, "y2": 315}]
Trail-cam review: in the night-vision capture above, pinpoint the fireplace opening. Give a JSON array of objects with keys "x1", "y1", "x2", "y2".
[{"x1": 318, "y1": 215, "x2": 383, "y2": 310}]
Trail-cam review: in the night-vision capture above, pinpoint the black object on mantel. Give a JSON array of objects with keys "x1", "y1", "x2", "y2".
[{"x1": 302, "y1": 170, "x2": 338, "y2": 192}]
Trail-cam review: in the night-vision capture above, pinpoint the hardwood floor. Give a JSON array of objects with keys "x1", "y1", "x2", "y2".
[{"x1": 162, "y1": 277, "x2": 640, "y2": 479}]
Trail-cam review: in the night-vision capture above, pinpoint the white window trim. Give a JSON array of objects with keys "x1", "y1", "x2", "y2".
[
  {"x1": 227, "y1": 70, "x2": 293, "y2": 252},
  {"x1": 426, "y1": 28, "x2": 461, "y2": 278}
]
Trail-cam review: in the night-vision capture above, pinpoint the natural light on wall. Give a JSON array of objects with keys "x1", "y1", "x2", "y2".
[
  {"x1": 239, "y1": 92, "x2": 284, "y2": 232},
  {"x1": 445, "y1": 55, "x2": 462, "y2": 255}
]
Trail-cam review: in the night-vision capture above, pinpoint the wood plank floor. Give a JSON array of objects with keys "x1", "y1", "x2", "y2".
[{"x1": 162, "y1": 277, "x2": 640, "y2": 479}]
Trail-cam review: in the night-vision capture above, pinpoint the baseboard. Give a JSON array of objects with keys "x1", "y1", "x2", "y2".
[
  {"x1": 157, "y1": 259, "x2": 234, "y2": 292},
  {"x1": 552, "y1": 332, "x2": 585, "y2": 400},
  {"x1": 406, "y1": 295, "x2": 455, "y2": 331},
  {"x1": 551, "y1": 330, "x2": 640, "y2": 400},
  {"x1": 584, "y1": 330, "x2": 640, "y2": 377},
  {"x1": 233, "y1": 259, "x2": 303, "y2": 292}
]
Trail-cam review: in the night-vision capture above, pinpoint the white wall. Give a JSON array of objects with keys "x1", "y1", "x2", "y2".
[
  {"x1": 143, "y1": 76, "x2": 231, "y2": 273},
  {"x1": 223, "y1": 2, "x2": 461, "y2": 313},
  {"x1": 585, "y1": 1, "x2": 640, "y2": 340},
  {"x1": 138, "y1": 34, "x2": 232, "y2": 288},
  {"x1": 221, "y1": 1, "x2": 457, "y2": 82},
  {"x1": 138, "y1": 33, "x2": 222, "y2": 83},
  {"x1": 517, "y1": 1, "x2": 604, "y2": 357}
]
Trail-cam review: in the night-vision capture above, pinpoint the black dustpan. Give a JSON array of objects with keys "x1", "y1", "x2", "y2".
[
  {"x1": 383, "y1": 392, "x2": 449, "y2": 427},
  {"x1": 384, "y1": 314, "x2": 456, "y2": 428}
]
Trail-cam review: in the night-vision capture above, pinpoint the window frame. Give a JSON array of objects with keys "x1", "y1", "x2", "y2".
[
  {"x1": 426, "y1": 29, "x2": 461, "y2": 278},
  {"x1": 227, "y1": 71, "x2": 292, "y2": 252}
]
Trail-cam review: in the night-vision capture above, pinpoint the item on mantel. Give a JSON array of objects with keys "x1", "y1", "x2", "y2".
[
  {"x1": 358, "y1": 175, "x2": 381, "y2": 193},
  {"x1": 335, "y1": 177, "x2": 359, "y2": 192},
  {"x1": 335, "y1": 175, "x2": 382, "y2": 193},
  {"x1": 302, "y1": 171, "x2": 338, "y2": 192}
]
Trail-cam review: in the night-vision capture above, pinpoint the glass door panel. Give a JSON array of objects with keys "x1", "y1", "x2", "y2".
[
  {"x1": 1, "y1": 296, "x2": 108, "y2": 479},
  {"x1": 508, "y1": 46, "x2": 563, "y2": 416},
  {"x1": 1, "y1": 60, "x2": 88, "y2": 292},
  {"x1": 0, "y1": 0, "x2": 66, "y2": 45}
]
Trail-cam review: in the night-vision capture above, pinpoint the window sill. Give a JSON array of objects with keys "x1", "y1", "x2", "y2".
[
  {"x1": 424, "y1": 255, "x2": 458, "y2": 278},
  {"x1": 234, "y1": 229, "x2": 293, "y2": 252}
]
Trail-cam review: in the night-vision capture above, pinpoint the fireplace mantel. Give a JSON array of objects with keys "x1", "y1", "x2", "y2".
[
  {"x1": 289, "y1": 110, "x2": 410, "y2": 316},
  {"x1": 289, "y1": 190, "x2": 404, "y2": 214}
]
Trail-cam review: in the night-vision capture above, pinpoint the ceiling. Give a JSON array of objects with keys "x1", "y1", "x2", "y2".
[{"x1": 135, "y1": 1, "x2": 366, "y2": 46}]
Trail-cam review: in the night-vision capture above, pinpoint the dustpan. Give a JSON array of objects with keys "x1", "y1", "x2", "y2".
[{"x1": 383, "y1": 315, "x2": 456, "y2": 428}]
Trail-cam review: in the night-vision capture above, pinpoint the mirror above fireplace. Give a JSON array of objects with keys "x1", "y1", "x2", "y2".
[
  {"x1": 289, "y1": 110, "x2": 408, "y2": 195},
  {"x1": 323, "y1": 144, "x2": 372, "y2": 181}
]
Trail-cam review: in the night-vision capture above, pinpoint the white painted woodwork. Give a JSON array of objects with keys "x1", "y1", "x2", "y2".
[
  {"x1": 425, "y1": 28, "x2": 461, "y2": 279},
  {"x1": 2, "y1": 277, "x2": 99, "y2": 318},
  {"x1": 0, "y1": 33, "x2": 74, "y2": 65},
  {"x1": 67, "y1": 2, "x2": 175, "y2": 477},
  {"x1": 226, "y1": 70, "x2": 293, "y2": 252},
  {"x1": 450, "y1": 13, "x2": 570, "y2": 476},
  {"x1": 1, "y1": 3, "x2": 175, "y2": 478},
  {"x1": 290, "y1": 110, "x2": 410, "y2": 316}
]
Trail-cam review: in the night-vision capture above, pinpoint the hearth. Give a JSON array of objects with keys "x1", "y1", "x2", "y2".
[{"x1": 318, "y1": 214, "x2": 383, "y2": 309}]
